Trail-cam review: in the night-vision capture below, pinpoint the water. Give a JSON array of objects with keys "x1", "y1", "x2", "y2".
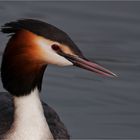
[{"x1": 0, "y1": 1, "x2": 140, "y2": 139}]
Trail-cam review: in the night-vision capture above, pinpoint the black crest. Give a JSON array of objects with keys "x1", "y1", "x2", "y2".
[{"x1": 1, "y1": 19, "x2": 82, "y2": 56}]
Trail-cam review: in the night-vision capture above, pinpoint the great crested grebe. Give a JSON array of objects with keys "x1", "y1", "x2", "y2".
[{"x1": 0, "y1": 19, "x2": 116, "y2": 140}]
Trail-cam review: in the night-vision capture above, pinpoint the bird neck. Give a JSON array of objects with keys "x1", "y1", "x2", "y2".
[{"x1": 7, "y1": 88, "x2": 53, "y2": 140}]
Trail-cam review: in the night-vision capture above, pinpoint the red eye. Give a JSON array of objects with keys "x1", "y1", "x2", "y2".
[{"x1": 51, "y1": 44, "x2": 60, "y2": 51}]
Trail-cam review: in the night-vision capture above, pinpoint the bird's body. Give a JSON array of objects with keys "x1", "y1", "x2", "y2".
[
  {"x1": 0, "y1": 91, "x2": 70, "y2": 140},
  {"x1": 3, "y1": 88, "x2": 53, "y2": 140},
  {"x1": 0, "y1": 19, "x2": 116, "y2": 140}
]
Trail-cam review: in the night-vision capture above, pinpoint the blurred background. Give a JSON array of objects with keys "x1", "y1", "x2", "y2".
[{"x1": 0, "y1": 1, "x2": 140, "y2": 139}]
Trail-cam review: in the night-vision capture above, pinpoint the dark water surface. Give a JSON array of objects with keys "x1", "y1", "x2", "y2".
[{"x1": 0, "y1": 1, "x2": 140, "y2": 139}]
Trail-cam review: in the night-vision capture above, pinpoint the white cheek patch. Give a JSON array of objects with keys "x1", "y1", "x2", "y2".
[{"x1": 37, "y1": 39, "x2": 73, "y2": 66}]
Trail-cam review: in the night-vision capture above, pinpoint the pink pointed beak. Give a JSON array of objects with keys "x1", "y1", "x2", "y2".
[
  {"x1": 73, "y1": 56, "x2": 117, "y2": 77},
  {"x1": 60, "y1": 53, "x2": 117, "y2": 77}
]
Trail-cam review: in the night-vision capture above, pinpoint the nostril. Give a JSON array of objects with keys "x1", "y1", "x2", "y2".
[{"x1": 51, "y1": 44, "x2": 60, "y2": 51}]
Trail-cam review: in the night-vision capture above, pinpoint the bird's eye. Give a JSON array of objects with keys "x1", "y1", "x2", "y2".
[{"x1": 51, "y1": 44, "x2": 60, "y2": 51}]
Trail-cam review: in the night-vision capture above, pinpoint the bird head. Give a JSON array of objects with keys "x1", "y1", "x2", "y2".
[{"x1": 1, "y1": 19, "x2": 116, "y2": 96}]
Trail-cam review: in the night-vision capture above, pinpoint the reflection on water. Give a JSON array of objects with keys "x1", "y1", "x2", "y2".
[{"x1": 0, "y1": 1, "x2": 140, "y2": 139}]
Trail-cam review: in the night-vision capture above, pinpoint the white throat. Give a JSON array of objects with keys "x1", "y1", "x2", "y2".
[{"x1": 6, "y1": 88, "x2": 53, "y2": 140}]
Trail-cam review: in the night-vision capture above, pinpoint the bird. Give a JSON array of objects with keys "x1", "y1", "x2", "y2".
[{"x1": 0, "y1": 19, "x2": 117, "y2": 140}]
